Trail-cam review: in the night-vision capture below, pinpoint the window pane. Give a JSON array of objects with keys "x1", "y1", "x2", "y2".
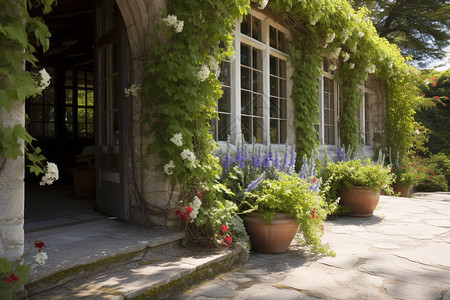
[
  {"x1": 87, "y1": 124, "x2": 94, "y2": 139},
  {"x1": 44, "y1": 87, "x2": 55, "y2": 104},
  {"x1": 280, "y1": 79, "x2": 287, "y2": 98},
  {"x1": 252, "y1": 16, "x2": 261, "y2": 41},
  {"x1": 241, "y1": 91, "x2": 251, "y2": 115},
  {"x1": 78, "y1": 124, "x2": 86, "y2": 138},
  {"x1": 87, "y1": 108, "x2": 94, "y2": 123},
  {"x1": 65, "y1": 107, "x2": 73, "y2": 123},
  {"x1": 220, "y1": 61, "x2": 231, "y2": 86},
  {"x1": 270, "y1": 119, "x2": 278, "y2": 144},
  {"x1": 252, "y1": 49, "x2": 262, "y2": 70},
  {"x1": 241, "y1": 14, "x2": 250, "y2": 36},
  {"x1": 218, "y1": 88, "x2": 231, "y2": 113},
  {"x1": 253, "y1": 117, "x2": 263, "y2": 143},
  {"x1": 253, "y1": 94, "x2": 263, "y2": 117},
  {"x1": 270, "y1": 97, "x2": 278, "y2": 118},
  {"x1": 280, "y1": 99, "x2": 287, "y2": 119},
  {"x1": 45, "y1": 123, "x2": 55, "y2": 138},
  {"x1": 44, "y1": 106, "x2": 55, "y2": 122},
  {"x1": 241, "y1": 44, "x2": 250, "y2": 66},
  {"x1": 270, "y1": 56, "x2": 278, "y2": 76},
  {"x1": 278, "y1": 31, "x2": 286, "y2": 52},
  {"x1": 218, "y1": 113, "x2": 230, "y2": 141},
  {"x1": 253, "y1": 70, "x2": 263, "y2": 93},
  {"x1": 241, "y1": 67, "x2": 250, "y2": 90},
  {"x1": 269, "y1": 26, "x2": 277, "y2": 48},
  {"x1": 87, "y1": 90, "x2": 94, "y2": 106},
  {"x1": 280, "y1": 120, "x2": 287, "y2": 144},
  {"x1": 78, "y1": 71, "x2": 85, "y2": 87},
  {"x1": 30, "y1": 105, "x2": 43, "y2": 121},
  {"x1": 78, "y1": 90, "x2": 86, "y2": 106},
  {"x1": 270, "y1": 77, "x2": 279, "y2": 96},
  {"x1": 280, "y1": 60, "x2": 286, "y2": 78},
  {"x1": 242, "y1": 116, "x2": 251, "y2": 143},
  {"x1": 65, "y1": 89, "x2": 73, "y2": 104},
  {"x1": 66, "y1": 124, "x2": 73, "y2": 135},
  {"x1": 30, "y1": 123, "x2": 43, "y2": 138},
  {"x1": 78, "y1": 108, "x2": 86, "y2": 123},
  {"x1": 87, "y1": 72, "x2": 94, "y2": 88}
]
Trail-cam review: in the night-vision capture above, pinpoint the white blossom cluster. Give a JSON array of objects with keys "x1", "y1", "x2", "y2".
[
  {"x1": 341, "y1": 28, "x2": 350, "y2": 43},
  {"x1": 330, "y1": 47, "x2": 341, "y2": 60},
  {"x1": 170, "y1": 132, "x2": 183, "y2": 147},
  {"x1": 326, "y1": 32, "x2": 335, "y2": 44},
  {"x1": 349, "y1": 63, "x2": 355, "y2": 69},
  {"x1": 258, "y1": 0, "x2": 269, "y2": 9},
  {"x1": 35, "y1": 252, "x2": 48, "y2": 265},
  {"x1": 365, "y1": 64, "x2": 376, "y2": 74},
  {"x1": 342, "y1": 51, "x2": 350, "y2": 62},
  {"x1": 181, "y1": 149, "x2": 196, "y2": 162},
  {"x1": 124, "y1": 83, "x2": 141, "y2": 97},
  {"x1": 39, "y1": 162, "x2": 59, "y2": 186},
  {"x1": 310, "y1": 14, "x2": 321, "y2": 26},
  {"x1": 164, "y1": 160, "x2": 175, "y2": 175},
  {"x1": 189, "y1": 196, "x2": 202, "y2": 222},
  {"x1": 350, "y1": 42, "x2": 357, "y2": 53},
  {"x1": 329, "y1": 64, "x2": 337, "y2": 71},
  {"x1": 37, "y1": 68, "x2": 51, "y2": 92},
  {"x1": 358, "y1": 31, "x2": 365, "y2": 38},
  {"x1": 162, "y1": 14, "x2": 184, "y2": 33},
  {"x1": 208, "y1": 57, "x2": 220, "y2": 78},
  {"x1": 196, "y1": 65, "x2": 210, "y2": 82}
]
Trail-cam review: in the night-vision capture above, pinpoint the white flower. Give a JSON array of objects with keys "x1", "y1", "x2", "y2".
[
  {"x1": 174, "y1": 20, "x2": 184, "y2": 33},
  {"x1": 326, "y1": 32, "x2": 335, "y2": 43},
  {"x1": 36, "y1": 68, "x2": 51, "y2": 92},
  {"x1": 181, "y1": 149, "x2": 196, "y2": 162},
  {"x1": 350, "y1": 42, "x2": 357, "y2": 53},
  {"x1": 40, "y1": 162, "x2": 59, "y2": 186},
  {"x1": 35, "y1": 252, "x2": 48, "y2": 265},
  {"x1": 342, "y1": 51, "x2": 350, "y2": 62},
  {"x1": 341, "y1": 28, "x2": 350, "y2": 43},
  {"x1": 331, "y1": 47, "x2": 341, "y2": 59},
  {"x1": 358, "y1": 31, "x2": 365, "y2": 38},
  {"x1": 310, "y1": 14, "x2": 320, "y2": 26},
  {"x1": 170, "y1": 132, "x2": 183, "y2": 147},
  {"x1": 415, "y1": 129, "x2": 420, "y2": 135},
  {"x1": 124, "y1": 83, "x2": 141, "y2": 97},
  {"x1": 196, "y1": 65, "x2": 210, "y2": 82},
  {"x1": 208, "y1": 57, "x2": 220, "y2": 78},
  {"x1": 164, "y1": 160, "x2": 175, "y2": 175},
  {"x1": 258, "y1": 0, "x2": 269, "y2": 9},
  {"x1": 349, "y1": 63, "x2": 355, "y2": 69},
  {"x1": 365, "y1": 64, "x2": 376, "y2": 74},
  {"x1": 329, "y1": 64, "x2": 337, "y2": 71},
  {"x1": 162, "y1": 14, "x2": 184, "y2": 33},
  {"x1": 189, "y1": 196, "x2": 202, "y2": 222}
]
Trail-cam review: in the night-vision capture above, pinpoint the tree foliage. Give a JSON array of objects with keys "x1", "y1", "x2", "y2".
[{"x1": 350, "y1": 0, "x2": 450, "y2": 66}]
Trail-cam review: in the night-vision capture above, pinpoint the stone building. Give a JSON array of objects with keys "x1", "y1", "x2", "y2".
[{"x1": 0, "y1": 0, "x2": 388, "y2": 259}]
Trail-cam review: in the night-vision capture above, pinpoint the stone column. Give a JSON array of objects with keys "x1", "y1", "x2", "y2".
[{"x1": 0, "y1": 101, "x2": 25, "y2": 261}]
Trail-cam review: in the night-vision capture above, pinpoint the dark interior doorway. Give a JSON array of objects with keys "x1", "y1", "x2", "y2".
[{"x1": 25, "y1": 0, "x2": 99, "y2": 231}]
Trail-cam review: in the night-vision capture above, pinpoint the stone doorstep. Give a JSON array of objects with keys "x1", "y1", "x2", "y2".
[{"x1": 27, "y1": 246, "x2": 246, "y2": 300}]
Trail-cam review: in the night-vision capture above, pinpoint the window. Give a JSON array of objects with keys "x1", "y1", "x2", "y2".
[
  {"x1": 215, "y1": 11, "x2": 290, "y2": 145},
  {"x1": 357, "y1": 83, "x2": 374, "y2": 146},
  {"x1": 317, "y1": 60, "x2": 338, "y2": 146},
  {"x1": 28, "y1": 67, "x2": 56, "y2": 139},
  {"x1": 64, "y1": 70, "x2": 94, "y2": 140}
]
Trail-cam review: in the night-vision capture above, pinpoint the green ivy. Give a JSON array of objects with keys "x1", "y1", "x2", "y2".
[{"x1": 0, "y1": 0, "x2": 56, "y2": 173}]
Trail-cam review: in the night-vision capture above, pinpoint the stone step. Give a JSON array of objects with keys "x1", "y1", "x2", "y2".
[
  {"x1": 23, "y1": 218, "x2": 246, "y2": 299},
  {"x1": 29, "y1": 246, "x2": 245, "y2": 300}
]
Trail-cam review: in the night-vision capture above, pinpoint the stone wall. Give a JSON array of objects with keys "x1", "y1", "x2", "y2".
[{"x1": 116, "y1": 0, "x2": 179, "y2": 228}]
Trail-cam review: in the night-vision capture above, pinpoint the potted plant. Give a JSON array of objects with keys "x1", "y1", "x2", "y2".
[
  {"x1": 321, "y1": 158, "x2": 393, "y2": 217},
  {"x1": 241, "y1": 171, "x2": 335, "y2": 256},
  {"x1": 390, "y1": 163, "x2": 419, "y2": 197}
]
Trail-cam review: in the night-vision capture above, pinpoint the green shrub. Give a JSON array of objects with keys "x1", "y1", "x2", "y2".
[{"x1": 415, "y1": 174, "x2": 448, "y2": 192}]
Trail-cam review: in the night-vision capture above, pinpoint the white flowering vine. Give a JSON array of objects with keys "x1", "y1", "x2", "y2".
[
  {"x1": 358, "y1": 31, "x2": 365, "y2": 38},
  {"x1": 196, "y1": 65, "x2": 210, "y2": 82},
  {"x1": 349, "y1": 63, "x2": 355, "y2": 69},
  {"x1": 162, "y1": 14, "x2": 184, "y2": 33},
  {"x1": 124, "y1": 83, "x2": 141, "y2": 97},
  {"x1": 170, "y1": 132, "x2": 183, "y2": 147},
  {"x1": 36, "y1": 68, "x2": 51, "y2": 92},
  {"x1": 39, "y1": 162, "x2": 59, "y2": 186},
  {"x1": 164, "y1": 160, "x2": 175, "y2": 175},
  {"x1": 326, "y1": 32, "x2": 335, "y2": 44},
  {"x1": 181, "y1": 149, "x2": 196, "y2": 162},
  {"x1": 258, "y1": 0, "x2": 268, "y2": 9},
  {"x1": 342, "y1": 51, "x2": 350, "y2": 62},
  {"x1": 208, "y1": 57, "x2": 220, "y2": 78},
  {"x1": 189, "y1": 196, "x2": 202, "y2": 222}
]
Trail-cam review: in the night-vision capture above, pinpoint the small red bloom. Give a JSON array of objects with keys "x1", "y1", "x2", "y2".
[
  {"x1": 6, "y1": 274, "x2": 19, "y2": 288},
  {"x1": 430, "y1": 176, "x2": 433, "y2": 179},
  {"x1": 35, "y1": 240, "x2": 46, "y2": 252},
  {"x1": 312, "y1": 178, "x2": 317, "y2": 183},
  {"x1": 221, "y1": 225, "x2": 228, "y2": 232},
  {"x1": 432, "y1": 172, "x2": 435, "y2": 175},
  {"x1": 322, "y1": 226, "x2": 324, "y2": 232},
  {"x1": 427, "y1": 170, "x2": 429, "y2": 172},
  {"x1": 432, "y1": 83, "x2": 436, "y2": 86},
  {"x1": 418, "y1": 169, "x2": 421, "y2": 171},
  {"x1": 390, "y1": 169, "x2": 393, "y2": 172},
  {"x1": 402, "y1": 166, "x2": 404, "y2": 169}
]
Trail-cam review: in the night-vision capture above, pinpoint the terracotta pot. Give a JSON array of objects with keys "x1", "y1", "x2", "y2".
[
  {"x1": 244, "y1": 212, "x2": 299, "y2": 254},
  {"x1": 392, "y1": 184, "x2": 411, "y2": 197},
  {"x1": 340, "y1": 186, "x2": 380, "y2": 217}
]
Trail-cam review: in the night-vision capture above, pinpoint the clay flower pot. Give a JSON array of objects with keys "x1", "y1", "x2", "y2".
[
  {"x1": 340, "y1": 186, "x2": 380, "y2": 217},
  {"x1": 244, "y1": 212, "x2": 299, "y2": 254},
  {"x1": 392, "y1": 184, "x2": 411, "y2": 197}
]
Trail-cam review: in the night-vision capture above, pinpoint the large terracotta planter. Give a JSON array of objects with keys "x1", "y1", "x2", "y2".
[
  {"x1": 244, "y1": 212, "x2": 299, "y2": 254},
  {"x1": 393, "y1": 184, "x2": 411, "y2": 197},
  {"x1": 340, "y1": 186, "x2": 380, "y2": 217}
]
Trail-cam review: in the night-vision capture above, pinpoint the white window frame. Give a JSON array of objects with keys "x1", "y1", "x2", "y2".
[
  {"x1": 216, "y1": 9, "x2": 293, "y2": 148},
  {"x1": 317, "y1": 65, "x2": 339, "y2": 147}
]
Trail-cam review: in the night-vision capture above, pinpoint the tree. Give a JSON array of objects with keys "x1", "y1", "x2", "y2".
[{"x1": 350, "y1": 0, "x2": 450, "y2": 67}]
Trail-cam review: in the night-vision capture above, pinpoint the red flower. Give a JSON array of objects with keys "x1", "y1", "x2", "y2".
[
  {"x1": 402, "y1": 166, "x2": 404, "y2": 169},
  {"x1": 430, "y1": 176, "x2": 433, "y2": 179},
  {"x1": 6, "y1": 274, "x2": 19, "y2": 288},
  {"x1": 427, "y1": 170, "x2": 429, "y2": 172},
  {"x1": 432, "y1": 83, "x2": 436, "y2": 86},
  {"x1": 197, "y1": 190, "x2": 205, "y2": 199},
  {"x1": 432, "y1": 172, "x2": 435, "y2": 175},
  {"x1": 312, "y1": 178, "x2": 317, "y2": 183},
  {"x1": 221, "y1": 225, "x2": 228, "y2": 232},
  {"x1": 224, "y1": 235, "x2": 232, "y2": 244},
  {"x1": 390, "y1": 169, "x2": 393, "y2": 172},
  {"x1": 35, "y1": 240, "x2": 46, "y2": 252},
  {"x1": 418, "y1": 169, "x2": 421, "y2": 171},
  {"x1": 322, "y1": 226, "x2": 324, "y2": 232}
]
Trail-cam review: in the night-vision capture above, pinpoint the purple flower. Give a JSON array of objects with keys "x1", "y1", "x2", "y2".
[
  {"x1": 240, "y1": 149, "x2": 247, "y2": 168},
  {"x1": 281, "y1": 149, "x2": 288, "y2": 172},
  {"x1": 337, "y1": 145, "x2": 344, "y2": 162},
  {"x1": 274, "y1": 151, "x2": 279, "y2": 170},
  {"x1": 223, "y1": 154, "x2": 230, "y2": 169},
  {"x1": 288, "y1": 147, "x2": 297, "y2": 173},
  {"x1": 245, "y1": 173, "x2": 265, "y2": 192}
]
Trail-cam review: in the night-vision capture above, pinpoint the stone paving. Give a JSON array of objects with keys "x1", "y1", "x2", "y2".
[{"x1": 179, "y1": 193, "x2": 450, "y2": 300}]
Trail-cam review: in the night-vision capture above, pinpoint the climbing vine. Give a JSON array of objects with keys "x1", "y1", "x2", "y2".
[{"x1": 0, "y1": 0, "x2": 56, "y2": 174}]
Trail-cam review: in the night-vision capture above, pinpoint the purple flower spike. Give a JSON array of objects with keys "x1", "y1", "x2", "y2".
[
  {"x1": 274, "y1": 151, "x2": 279, "y2": 170},
  {"x1": 281, "y1": 149, "x2": 288, "y2": 172},
  {"x1": 288, "y1": 147, "x2": 297, "y2": 173},
  {"x1": 223, "y1": 154, "x2": 230, "y2": 169},
  {"x1": 245, "y1": 173, "x2": 265, "y2": 192}
]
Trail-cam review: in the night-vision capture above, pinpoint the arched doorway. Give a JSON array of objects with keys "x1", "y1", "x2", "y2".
[{"x1": 25, "y1": 0, "x2": 130, "y2": 231}]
